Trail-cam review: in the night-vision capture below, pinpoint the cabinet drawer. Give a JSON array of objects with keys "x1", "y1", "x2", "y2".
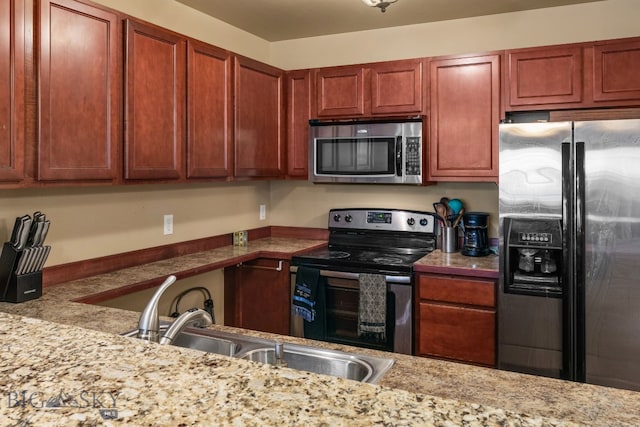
[
  {"x1": 418, "y1": 302, "x2": 495, "y2": 366},
  {"x1": 418, "y1": 275, "x2": 495, "y2": 308}
]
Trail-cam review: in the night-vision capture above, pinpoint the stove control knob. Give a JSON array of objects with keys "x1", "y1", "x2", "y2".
[
  {"x1": 420, "y1": 218, "x2": 428, "y2": 226},
  {"x1": 407, "y1": 217, "x2": 415, "y2": 226},
  {"x1": 344, "y1": 214, "x2": 353, "y2": 223},
  {"x1": 333, "y1": 214, "x2": 341, "y2": 222}
]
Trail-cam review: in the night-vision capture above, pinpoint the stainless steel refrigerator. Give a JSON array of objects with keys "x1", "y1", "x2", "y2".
[{"x1": 498, "y1": 119, "x2": 640, "y2": 391}]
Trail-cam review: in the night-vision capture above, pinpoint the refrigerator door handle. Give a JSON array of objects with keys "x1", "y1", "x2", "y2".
[
  {"x1": 574, "y1": 140, "x2": 586, "y2": 382},
  {"x1": 561, "y1": 140, "x2": 576, "y2": 381}
]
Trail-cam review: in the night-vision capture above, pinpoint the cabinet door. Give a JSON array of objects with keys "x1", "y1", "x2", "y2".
[
  {"x1": 592, "y1": 39, "x2": 640, "y2": 102},
  {"x1": 418, "y1": 275, "x2": 495, "y2": 308},
  {"x1": 187, "y1": 40, "x2": 232, "y2": 179},
  {"x1": 507, "y1": 46, "x2": 583, "y2": 107},
  {"x1": 125, "y1": 19, "x2": 186, "y2": 180},
  {"x1": 315, "y1": 65, "x2": 367, "y2": 117},
  {"x1": 224, "y1": 259, "x2": 290, "y2": 335},
  {"x1": 234, "y1": 56, "x2": 285, "y2": 178},
  {"x1": 0, "y1": 0, "x2": 25, "y2": 182},
  {"x1": 429, "y1": 54, "x2": 500, "y2": 181},
  {"x1": 286, "y1": 69, "x2": 312, "y2": 178},
  {"x1": 38, "y1": 0, "x2": 119, "y2": 181},
  {"x1": 418, "y1": 302, "x2": 495, "y2": 366},
  {"x1": 371, "y1": 59, "x2": 424, "y2": 115}
]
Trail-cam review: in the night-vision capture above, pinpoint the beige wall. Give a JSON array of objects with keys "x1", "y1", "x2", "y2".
[
  {"x1": 0, "y1": 182, "x2": 269, "y2": 265},
  {"x1": 2, "y1": 0, "x2": 639, "y2": 269},
  {"x1": 270, "y1": 0, "x2": 640, "y2": 69},
  {"x1": 269, "y1": 181, "x2": 499, "y2": 237},
  {"x1": 90, "y1": 0, "x2": 271, "y2": 62}
]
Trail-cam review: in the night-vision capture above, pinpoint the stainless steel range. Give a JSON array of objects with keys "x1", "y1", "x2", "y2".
[{"x1": 290, "y1": 208, "x2": 436, "y2": 354}]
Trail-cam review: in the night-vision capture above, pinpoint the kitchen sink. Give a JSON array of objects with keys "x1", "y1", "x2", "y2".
[
  {"x1": 121, "y1": 325, "x2": 270, "y2": 357},
  {"x1": 121, "y1": 325, "x2": 394, "y2": 384},
  {"x1": 240, "y1": 343, "x2": 390, "y2": 383}
]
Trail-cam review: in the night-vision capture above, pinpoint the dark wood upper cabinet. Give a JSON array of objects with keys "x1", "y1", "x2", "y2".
[
  {"x1": 429, "y1": 54, "x2": 500, "y2": 182},
  {"x1": 286, "y1": 69, "x2": 313, "y2": 178},
  {"x1": 187, "y1": 40, "x2": 233, "y2": 179},
  {"x1": 592, "y1": 38, "x2": 640, "y2": 103},
  {"x1": 506, "y1": 38, "x2": 640, "y2": 111},
  {"x1": 314, "y1": 59, "x2": 425, "y2": 118},
  {"x1": 124, "y1": 19, "x2": 186, "y2": 180},
  {"x1": 315, "y1": 65, "x2": 367, "y2": 117},
  {"x1": 38, "y1": 0, "x2": 119, "y2": 182},
  {"x1": 234, "y1": 55, "x2": 285, "y2": 178},
  {"x1": 0, "y1": 0, "x2": 25, "y2": 182},
  {"x1": 370, "y1": 59, "x2": 424, "y2": 115},
  {"x1": 507, "y1": 46, "x2": 583, "y2": 107}
]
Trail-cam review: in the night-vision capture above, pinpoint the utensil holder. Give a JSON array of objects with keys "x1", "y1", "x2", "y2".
[
  {"x1": 442, "y1": 227, "x2": 458, "y2": 253},
  {"x1": 0, "y1": 242, "x2": 43, "y2": 303}
]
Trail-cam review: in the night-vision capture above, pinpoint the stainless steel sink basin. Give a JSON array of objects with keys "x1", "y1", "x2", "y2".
[
  {"x1": 240, "y1": 343, "x2": 392, "y2": 383},
  {"x1": 120, "y1": 325, "x2": 265, "y2": 357},
  {"x1": 121, "y1": 325, "x2": 394, "y2": 384}
]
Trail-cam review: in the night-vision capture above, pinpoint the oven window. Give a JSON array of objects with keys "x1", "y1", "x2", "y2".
[
  {"x1": 316, "y1": 137, "x2": 395, "y2": 175},
  {"x1": 325, "y1": 284, "x2": 395, "y2": 352}
]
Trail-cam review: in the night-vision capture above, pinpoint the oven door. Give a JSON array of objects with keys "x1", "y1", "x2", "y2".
[{"x1": 290, "y1": 268, "x2": 413, "y2": 355}]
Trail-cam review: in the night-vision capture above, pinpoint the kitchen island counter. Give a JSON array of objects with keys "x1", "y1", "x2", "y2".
[{"x1": 0, "y1": 236, "x2": 638, "y2": 425}]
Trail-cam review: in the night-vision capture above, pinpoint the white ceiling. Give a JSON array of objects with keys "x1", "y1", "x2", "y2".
[{"x1": 175, "y1": 0, "x2": 604, "y2": 42}]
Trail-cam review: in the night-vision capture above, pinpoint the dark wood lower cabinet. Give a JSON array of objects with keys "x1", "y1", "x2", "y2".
[
  {"x1": 415, "y1": 273, "x2": 496, "y2": 367},
  {"x1": 224, "y1": 258, "x2": 290, "y2": 335}
]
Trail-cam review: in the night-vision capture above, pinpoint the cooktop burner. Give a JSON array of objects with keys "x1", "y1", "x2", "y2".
[{"x1": 326, "y1": 250, "x2": 350, "y2": 259}]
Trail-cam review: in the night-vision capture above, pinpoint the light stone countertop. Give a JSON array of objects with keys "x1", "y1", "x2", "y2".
[{"x1": 0, "y1": 237, "x2": 638, "y2": 425}]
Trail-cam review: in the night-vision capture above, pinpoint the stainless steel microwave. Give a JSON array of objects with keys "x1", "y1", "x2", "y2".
[{"x1": 309, "y1": 119, "x2": 423, "y2": 184}]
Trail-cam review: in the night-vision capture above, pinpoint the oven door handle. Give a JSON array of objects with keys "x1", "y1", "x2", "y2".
[{"x1": 290, "y1": 266, "x2": 410, "y2": 284}]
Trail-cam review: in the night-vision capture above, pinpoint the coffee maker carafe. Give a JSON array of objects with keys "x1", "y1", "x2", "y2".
[{"x1": 461, "y1": 212, "x2": 490, "y2": 257}]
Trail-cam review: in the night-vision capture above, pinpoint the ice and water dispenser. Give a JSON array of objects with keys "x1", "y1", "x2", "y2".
[{"x1": 503, "y1": 218, "x2": 563, "y2": 297}]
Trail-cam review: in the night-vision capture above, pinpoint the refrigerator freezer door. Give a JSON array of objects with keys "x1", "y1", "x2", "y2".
[
  {"x1": 576, "y1": 119, "x2": 640, "y2": 391},
  {"x1": 498, "y1": 122, "x2": 572, "y2": 378}
]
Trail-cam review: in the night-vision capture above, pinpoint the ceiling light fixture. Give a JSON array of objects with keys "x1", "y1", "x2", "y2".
[{"x1": 361, "y1": 0, "x2": 398, "y2": 13}]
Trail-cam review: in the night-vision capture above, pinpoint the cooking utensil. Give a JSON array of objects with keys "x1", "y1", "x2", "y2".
[
  {"x1": 452, "y1": 208, "x2": 465, "y2": 228},
  {"x1": 433, "y1": 202, "x2": 449, "y2": 226},
  {"x1": 38, "y1": 220, "x2": 51, "y2": 246},
  {"x1": 448, "y1": 199, "x2": 463, "y2": 215},
  {"x1": 439, "y1": 197, "x2": 451, "y2": 218},
  {"x1": 15, "y1": 217, "x2": 32, "y2": 250}
]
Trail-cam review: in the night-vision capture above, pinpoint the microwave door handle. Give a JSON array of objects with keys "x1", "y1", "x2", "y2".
[{"x1": 396, "y1": 136, "x2": 403, "y2": 176}]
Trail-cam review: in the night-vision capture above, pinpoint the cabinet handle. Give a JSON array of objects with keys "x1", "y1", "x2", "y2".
[{"x1": 237, "y1": 260, "x2": 283, "y2": 272}]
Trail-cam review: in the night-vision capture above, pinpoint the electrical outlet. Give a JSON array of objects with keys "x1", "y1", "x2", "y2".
[
  {"x1": 163, "y1": 214, "x2": 173, "y2": 235},
  {"x1": 259, "y1": 204, "x2": 266, "y2": 221}
]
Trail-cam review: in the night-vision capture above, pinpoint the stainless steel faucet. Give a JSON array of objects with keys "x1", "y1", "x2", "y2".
[
  {"x1": 137, "y1": 275, "x2": 213, "y2": 343},
  {"x1": 137, "y1": 275, "x2": 178, "y2": 342},
  {"x1": 159, "y1": 308, "x2": 212, "y2": 345}
]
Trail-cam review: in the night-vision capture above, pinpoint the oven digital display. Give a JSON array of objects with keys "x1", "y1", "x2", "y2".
[{"x1": 367, "y1": 211, "x2": 392, "y2": 224}]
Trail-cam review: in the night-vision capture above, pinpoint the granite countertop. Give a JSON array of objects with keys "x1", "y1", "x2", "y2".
[
  {"x1": 1, "y1": 236, "x2": 638, "y2": 425},
  {"x1": 414, "y1": 249, "x2": 499, "y2": 279}
]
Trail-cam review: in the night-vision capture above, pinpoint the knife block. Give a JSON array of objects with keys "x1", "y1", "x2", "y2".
[{"x1": 0, "y1": 242, "x2": 42, "y2": 303}]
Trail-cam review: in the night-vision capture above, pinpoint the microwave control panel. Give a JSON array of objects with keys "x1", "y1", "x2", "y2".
[{"x1": 405, "y1": 137, "x2": 421, "y2": 176}]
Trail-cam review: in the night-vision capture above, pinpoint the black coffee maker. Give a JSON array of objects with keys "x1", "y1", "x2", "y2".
[{"x1": 461, "y1": 212, "x2": 490, "y2": 257}]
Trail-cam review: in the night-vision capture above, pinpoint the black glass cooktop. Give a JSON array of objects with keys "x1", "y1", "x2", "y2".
[{"x1": 292, "y1": 246, "x2": 431, "y2": 275}]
